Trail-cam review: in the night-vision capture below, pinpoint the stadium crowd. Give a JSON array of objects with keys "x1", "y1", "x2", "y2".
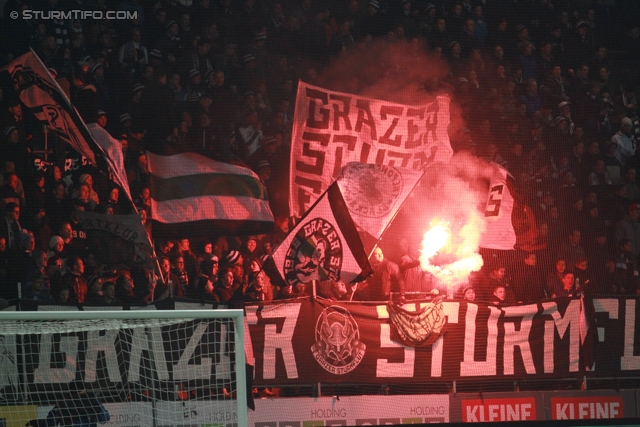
[{"x1": 1, "y1": 0, "x2": 640, "y2": 307}]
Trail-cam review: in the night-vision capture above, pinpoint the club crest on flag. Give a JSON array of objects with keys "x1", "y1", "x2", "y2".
[
  {"x1": 284, "y1": 218, "x2": 343, "y2": 286},
  {"x1": 10, "y1": 66, "x2": 79, "y2": 149},
  {"x1": 340, "y1": 163, "x2": 403, "y2": 218},
  {"x1": 311, "y1": 306, "x2": 366, "y2": 375},
  {"x1": 11, "y1": 63, "x2": 57, "y2": 95}
]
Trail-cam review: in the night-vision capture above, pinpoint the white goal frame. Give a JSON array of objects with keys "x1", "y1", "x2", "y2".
[{"x1": 0, "y1": 309, "x2": 248, "y2": 427}]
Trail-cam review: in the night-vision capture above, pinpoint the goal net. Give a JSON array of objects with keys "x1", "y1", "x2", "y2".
[{"x1": 0, "y1": 309, "x2": 247, "y2": 427}]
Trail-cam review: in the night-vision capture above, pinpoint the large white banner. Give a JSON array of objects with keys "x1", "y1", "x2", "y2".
[{"x1": 290, "y1": 82, "x2": 452, "y2": 217}]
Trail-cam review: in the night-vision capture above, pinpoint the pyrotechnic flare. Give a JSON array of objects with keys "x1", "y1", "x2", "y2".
[{"x1": 419, "y1": 214, "x2": 483, "y2": 294}]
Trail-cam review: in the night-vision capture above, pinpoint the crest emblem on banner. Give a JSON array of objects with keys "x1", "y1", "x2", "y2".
[
  {"x1": 283, "y1": 218, "x2": 343, "y2": 286},
  {"x1": 311, "y1": 306, "x2": 366, "y2": 375},
  {"x1": 340, "y1": 163, "x2": 403, "y2": 218}
]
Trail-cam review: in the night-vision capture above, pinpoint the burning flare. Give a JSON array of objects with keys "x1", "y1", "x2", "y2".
[{"x1": 419, "y1": 214, "x2": 484, "y2": 293}]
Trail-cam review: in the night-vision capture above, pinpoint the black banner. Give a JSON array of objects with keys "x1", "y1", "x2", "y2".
[
  {"x1": 246, "y1": 297, "x2": 640, "y2": 385},
  {"x1": 3, "y1": 297, "x2": 639, "y2": 392}
]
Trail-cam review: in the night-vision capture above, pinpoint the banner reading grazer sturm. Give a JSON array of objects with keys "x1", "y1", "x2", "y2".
[
  {"x1": 147, "y1": 151, "x2": 274, "y2": 237},
  {"x1": 290, "y1": 81, "x2": 452, "y2": 217},
  {"x1": 337, "y1": 162, "x2": 424, "y2": 239},
  {"x1": 75, "y1": 209, "x2": 152, "y2": 263},
  {"x1": 263, "y1": 182, "x2": 372, "y2": 288}
]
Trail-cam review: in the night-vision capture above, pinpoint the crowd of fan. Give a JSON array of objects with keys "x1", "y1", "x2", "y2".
[{"x1": 0, "y1": 0, "x2": 640, "y2": 307}]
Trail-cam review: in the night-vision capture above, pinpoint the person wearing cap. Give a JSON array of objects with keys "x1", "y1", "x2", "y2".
[
  {"x1": 96, "y1": 110, "x2": 108, "y2": 128},
  {"x1": 566, "y1": 19, "x2": 595, "y2": 69},
  {"x1": 249, "y1": 30, "x2": 269, "y2": 65},
  {"x1": 118, "y1": 28, "x2": 148, "y2": 73},
  {"x1": 611, "y1": 117, "x2": 635, "y2": 166},
  {"x1": 186, "y1": 68, "x2": 204, "y2": 96},
  {"x1": 256, "y1": 159, "x2": 271, "y2": 183},
  {"x1": 359, "y1": 0, "x2": 385, "y2": 38},
  {"x1": 459, "y1": 285, "x2": 475, "y2": 301},
  {"x1": 148, "y1": 48, "x2": 163, "y2": 68},
  {"x1": 46, "y1": 235, "x2": 65, "y2": 263},
  {"x1": 558, "y1": 100, "x2": 576, "y2": 134},
  {"x1": 154, "y1": 19, "x2": 182, "y2": 59},
  {"x1": 222, "y1": 249, "x2": 245, "y2": 288},
  {"x1": 88, "y1": 62, "x2": 108, "y2": 105}
]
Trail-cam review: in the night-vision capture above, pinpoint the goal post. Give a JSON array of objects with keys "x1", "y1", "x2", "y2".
[{"x1": 0, "y1": 309, "x2": 248, "y2": 427}]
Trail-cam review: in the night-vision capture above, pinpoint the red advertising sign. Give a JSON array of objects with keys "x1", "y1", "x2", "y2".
[
  {"x1": 461, "y1": 398, "x2": 537, "y2": 422},
  {"x1": 551, "y1": 396, "x2": 624, "y2": 420}
]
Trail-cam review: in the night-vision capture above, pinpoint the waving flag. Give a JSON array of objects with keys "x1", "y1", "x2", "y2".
[
  {"x1": 479, "y1": 163, "x2": 540, "y2": 251},
  {"x1": 2, "y1": 50, "x2": 101, "y2": 166},
  {"x1": 87, "y1": 123, "x2": 132, "y2": 203},
  {"x1": 147, "y1": 151, "x2": 274, "y2": 237},
  {"x1": 264, "y1": 182, "x2": 371, "y2": 287},
  {"x1": 337, "y1": 162, "x2": 423, "y2": 239},
  {"x1": 290, "y1": 81, "x2": 452, "y2": 217},
  {"x1": 75, "y1": 210, "x2": 152, "y2": 263}
]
